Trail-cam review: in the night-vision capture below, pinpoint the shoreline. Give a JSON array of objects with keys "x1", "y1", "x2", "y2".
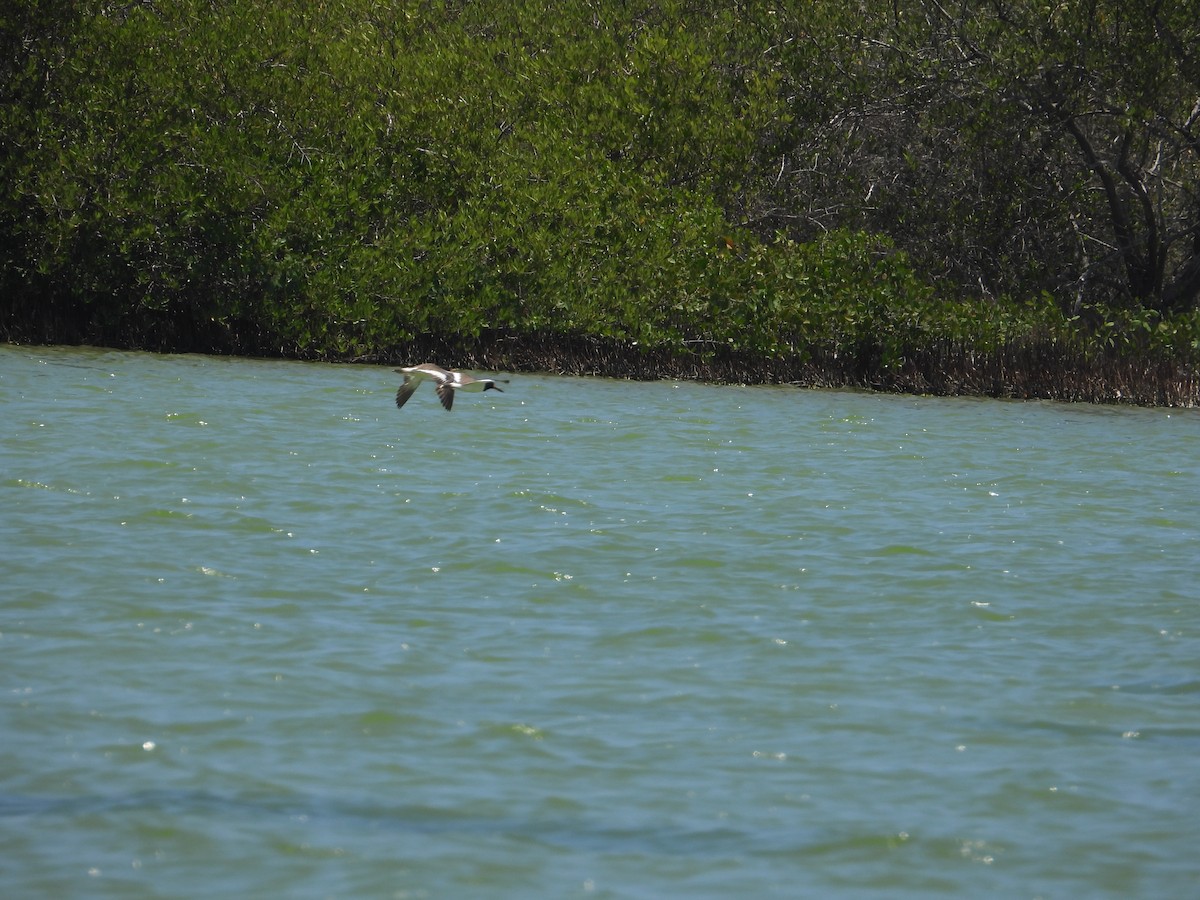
[{"x1": 7, "y1": 333, "x2": 1197, "y2": 408}]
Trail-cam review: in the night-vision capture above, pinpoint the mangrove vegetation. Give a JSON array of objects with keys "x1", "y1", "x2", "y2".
[{"x1": 3, "y1": 0, "x2": 1199, "y2": 403}]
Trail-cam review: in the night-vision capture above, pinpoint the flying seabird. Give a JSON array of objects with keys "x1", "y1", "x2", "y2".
[{"x1": 393, "y1": 363, "x2": 507, "y2": 411}]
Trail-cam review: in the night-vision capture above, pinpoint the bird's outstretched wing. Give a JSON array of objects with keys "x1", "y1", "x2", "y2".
[
  {"x1": 436, "y1": 382, "x2": 454, "y2": 411},
  {"x1": 395, "y1": 379, "x2": 419, "y2": 409}
]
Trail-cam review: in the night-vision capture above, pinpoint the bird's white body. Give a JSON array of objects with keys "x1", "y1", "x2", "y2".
[{"x1": 394, "y1": 363, "x2": 507, "y2": 411}]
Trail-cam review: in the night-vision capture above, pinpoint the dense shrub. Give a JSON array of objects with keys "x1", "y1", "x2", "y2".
[{"x1": 2, "y1": 0, "x2": 1197, "y2": 402}]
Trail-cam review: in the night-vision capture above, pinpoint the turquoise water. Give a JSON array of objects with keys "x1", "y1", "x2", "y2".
[{"x1": 2, "y1": 344, "x2": 1198, "y2": 898}]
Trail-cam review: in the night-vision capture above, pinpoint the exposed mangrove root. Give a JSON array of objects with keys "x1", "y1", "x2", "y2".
[
  {"x1": 369, "y1": 332, "x2": 1198, "y2": 408},
  {"x1": 5, "y1": 320, "x2": 1195, "y2": 406}
]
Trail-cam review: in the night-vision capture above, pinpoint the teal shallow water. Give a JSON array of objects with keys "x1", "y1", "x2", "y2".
[{"x1": 2, "y1": 344, "x2": 1198, "y2": 897}]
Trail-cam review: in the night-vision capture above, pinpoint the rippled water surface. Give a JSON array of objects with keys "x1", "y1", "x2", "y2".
[{"x1": 3, "y1": 344, "x2": 1199, "y2": 898}]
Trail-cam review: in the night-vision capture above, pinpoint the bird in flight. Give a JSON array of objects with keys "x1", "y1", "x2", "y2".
[{"x1": 394, "y1": 363, "x2": 507, "y2": 411}]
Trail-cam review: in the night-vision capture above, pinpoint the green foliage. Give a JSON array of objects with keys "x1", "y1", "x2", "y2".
[
  {"x1": 1, "y1": 0, "x2": 1196, "y2": 384},
  {"x1": 757, "y1": 0, "x2": 1200, "y2": 317}
]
